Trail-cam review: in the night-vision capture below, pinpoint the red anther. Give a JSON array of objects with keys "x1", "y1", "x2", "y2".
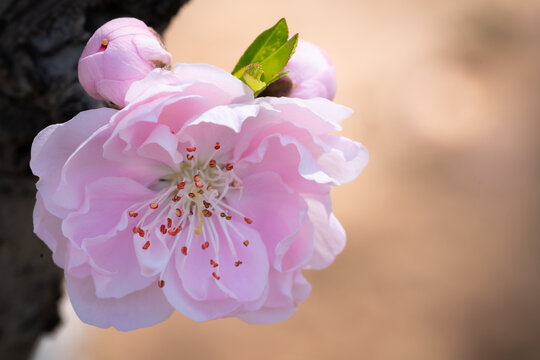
[
  {"x1": 132, "y1": 226, "x2": 139, "y2": 234},
  {"x1": 203, "y1": 210, "x2": 213, "y2": 218},
  {"x1": 187, "y1": 154, "x2": 194, "y2": 160},
  {"x1": 225, "y1": 215, "x2": 232, "y2": 220},
  {"x1": 170, "y1": 130, "x2": 175, "y2": 135},
  {"x1": 186, "y1": 146, "x2": 196, "y2": 152},
  {"x1": 210, "y1": 259, "x2": 218, "y2": 268},
  {"x1": 214, "y1": 142, "x2": 221, "y2": 150},
  {"x1": 209, "y1": 160, "x2": 216, "y2": 168},
  {"x1": 220, "y1": 212, "x2": 226, "y2": 217},
  {"x1": 175, "y1": 208, "x2": 182, "y2": 217},
  {"x1": 128, "y1": 211, "x2": 138, "y2": 217},
  {"x1": 212, "y1": 272, "x2": 220, "y2": 280},
  {"x1": 172, "y1": 195, "x2": 181, "y2": 202},
  {"x1": 197, "y1": 190, "x2": 204, "y2": 194},
  {"x1": 99, "y1": 38, "x2": 108, "y2": 50},
  {"x1": 142, "y1": 241, "x2": 150, "y2": 250},
  {"x1": 193, "y1": 174, "x2": 201, "y2": 183},
  {"x1": 149, "y1": 203, "x2": 159, "y2": 209},
  {"x1": 167, "y1": 218, "x2": 172, "y2": 228},
  {"x1": 177, "y1": 182, "x2": 185, "y2": 190},
  {"x1": 206, "y1": 185, "x2": 213, "y2": 191},
  {"x1": 201, "y1": 241, "x2": 209, "y2": 250},
  {"x1": 188, "y1": 193, "x2": 195, "y2": 198},
  {"x1": 203, "y1": 200, "x2": 211, "y2": 209},
  {"x1": 138, "y1": 229, "x2": 145, "y2": 237},
  {"x1": 181, "y1": 246, "x2": 188, "y2": 256},
  {"x1": 160, "y1": 224, "x2": 167, "y2": 234},
  {"x1": 225, "y1": 163, "x2": 233, "y2": 171},
  {"x1": 243, "y1": 240, "x2": 249, "y2": 247},
  {"x1": 244, "y1": 217, "x2": 253, "y2": 224},
  {"x1": 234, "y1": 260, "x2": 243, "y2": 267},
  {"x1": 158, "y1": 280, "x2": 165, "y2": 288},
  {"x1": 168, "y1": 226, "x2": 182, "y2": 236},
  {"x1": 231, "y1": 180, "x2": 241, "y2": 188}
]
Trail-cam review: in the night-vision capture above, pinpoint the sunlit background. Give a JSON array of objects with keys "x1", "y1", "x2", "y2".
[{"x1": 33, "y1": 0, "x2": 540, "y2": 359}]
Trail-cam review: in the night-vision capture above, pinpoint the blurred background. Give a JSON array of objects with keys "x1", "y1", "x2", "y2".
[{"x1": 33, "y1": 0, "x2": 540, "y2": 359}]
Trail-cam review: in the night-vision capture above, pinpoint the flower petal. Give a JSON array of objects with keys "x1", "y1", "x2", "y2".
[
  {"x1": 31, "y1": 108, "x2": 117, "y2": 217},
  {"x1": 66, "y1": 274, "x2": 173, "y2": 331}
]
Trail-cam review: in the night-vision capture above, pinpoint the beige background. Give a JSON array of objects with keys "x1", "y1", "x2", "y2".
[{"x1": 33, "y1": 0, "x2": 540, "y2": 359}]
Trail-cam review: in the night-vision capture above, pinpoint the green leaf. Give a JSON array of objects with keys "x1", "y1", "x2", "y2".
[
  {"x1": 232, "y1": 18, "x2": 289, "y2": 74},
  {"x1": 259, "y1": 33, "x2": 298, "y2": 83},
  {"x1": 242, "y1": 64, "x2": 267, "y2": 93}
]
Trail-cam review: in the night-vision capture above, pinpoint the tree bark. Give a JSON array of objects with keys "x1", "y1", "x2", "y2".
[{"x1": 0, "y1": 1, "x2": 188, "y2": 358}]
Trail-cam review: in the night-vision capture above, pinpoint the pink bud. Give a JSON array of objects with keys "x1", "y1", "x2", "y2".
[
  {"x1": 78, "y1": 17, "x2": 172, "y2": 108},
  {"x1": 284, "y1": 40, "x2": 336, "y2": 100}
]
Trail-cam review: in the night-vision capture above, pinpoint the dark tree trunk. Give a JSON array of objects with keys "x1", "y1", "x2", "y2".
[{"x1": 0, "y1": 1, "x2": 189, "y2": 358}]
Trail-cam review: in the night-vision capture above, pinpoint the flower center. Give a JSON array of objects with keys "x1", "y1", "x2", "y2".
[{"x1": 127, "y1": 142, "x2": 253, "y2": 286}]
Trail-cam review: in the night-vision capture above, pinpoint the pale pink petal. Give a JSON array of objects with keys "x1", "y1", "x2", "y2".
[
  {"x1": 62, "y1": 177, "x2": 154, "y2": 245},
  {"x1": 31, "y1": 108, "x2": 117, "y2": 216},
  {"x1": 317, "y1": 135, "x2": 369, "y2": 186},
  {"x1": 304, "y1": 196, "x2": 347, "y2": 269},
  {"x1": 33, "y1": 193, "x2": 67, "y2": 268},
  {"x1": 238, "y1": 270, "x2": 311, "y2": 324},
  {"x1": 226, "y1": 172, "x2": 307, "y2": 268},
  {"x1": 66, "y1": 274, "x2": 173, "y2": 331},
  {"x1": 162, "y1": 256, "x2": 241, "y2": 321}
]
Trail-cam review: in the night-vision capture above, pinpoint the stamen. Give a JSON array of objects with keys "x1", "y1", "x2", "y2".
[
  {"x1": 142, "y1": 241, "x2": 150, "y2": 250},
  {"x1": 160, "y1": 224, "x2": 167, "y2": 234},
  {"x1": 214, "y1": 142, "x2": 221, "y2": 150},
  {"x1": 212, "y1": 272, "x2": 220, "y2": 280},
  {"x1": 194, "y1": 195, "x2": 204, "y2": 235},
  {"x1": 128, "y1": 211, "x2": 138, "y2": 217},
  {"x1": 158, "y1": 280, "x2": 165, "y2": 288},
  {"x1": 181, "y1": 246, "x2": 188, "y2": 255},
  {"x1": 167, "y1": 218, "x2": 172, "y2": 228},
  {"x1": 177, "y1": 182, "x2": 185, "y2": 190},
  {"x1": 186, "y1": 146, "x2": 196, "y2": 152},
  {"x1": 234, "y1": 260, "x2": 242, "y2": 267},
  {"x1": 175, "y1": 208, "x2": 182, "y2": 217},
  {"x1": 210, "y1": 259, "x2": 218, "y2": 267},
  {"x1": 194, "y1": 174, "x2": 204, "y2": 188},
  {"x1": 225, "y1": 163, "x2": 233, "y2": 171},
  {"x1": 168, "y1": 226, "x2": 182, "y2": 236},
  {"x1": 209, "y1": 160, "x2": 216, "y2": 168},
  {"x1": 187, "y1": 154, "x2": 194, "y2": 160},
  {"x1": 244, "y1": 217, "x2": 253, "y2": 224},
  {"x1": 243, "y1": 240, "x2": 249, "y2": 246},
  {"x1": 201, "y1": 241, "x2": 209, "y2": 250}
]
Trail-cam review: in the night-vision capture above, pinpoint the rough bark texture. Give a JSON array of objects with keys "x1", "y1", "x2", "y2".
[{"x1": 0, "y1": 1, "x2": 188, "y2": 358}]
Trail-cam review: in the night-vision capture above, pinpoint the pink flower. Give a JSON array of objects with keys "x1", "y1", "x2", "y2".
[
  {"x1": 284, "y1": 40, "x2": 336, "y2": 100},
  {"x1": 31, "y1": 64, "x2": 367, "y2": 330},
  {"x1": 78, "y1": 17, "x2": 172, "y2": 108}
]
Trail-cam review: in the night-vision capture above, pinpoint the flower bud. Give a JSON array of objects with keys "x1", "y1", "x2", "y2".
[
  {"x1": 284, "y1": 40, "x2": 336, "y2": 100},
  {"x1": 78, "y1": 17, "x2": 172, "y2": 108}
]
